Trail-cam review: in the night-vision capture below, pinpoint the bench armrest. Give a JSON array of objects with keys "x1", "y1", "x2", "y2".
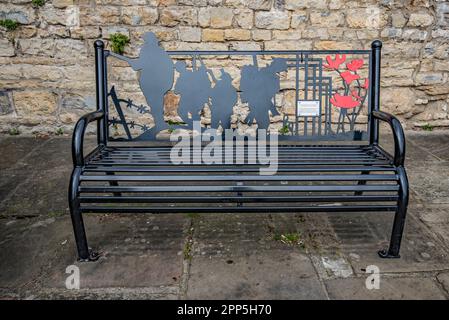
[
  {"x1": 372, "y1": 110, "x2": 406, "y2": 167},
  {"x1": 72, "y1": 111, "x2": 104, "y2": 167}
]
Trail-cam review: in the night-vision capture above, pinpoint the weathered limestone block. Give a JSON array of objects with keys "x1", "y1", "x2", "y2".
[
  {"x1": 23, "y1": 64, "x2": 65, "y2": 82},
  {"x1": 60, "y1": 92, "x2": 95, "y2": 111},
  {"x1": 0, "y1": 91, "x2": 13, "y2": 115},
  {"x1": 229, "y1": 41, "x2": 261, "y2": 50},
  {"x1": 80, "y1": 6, "x2": 121, "y2": 26},
  {"x1": 301, "y1": 27, "x2": 328, "y2": 39},
  {"x1": 0, "y1": 39, "x2": 14, "y2": 57},
  {"x1": 70, "y1": 26, "x2": 102, "y2": 39},
  {"x1": 346, "y1": 8, "x2": 387, "y2": 29},
  {"x1": 209, "y1": 8, "x2": 234, "y2": 28},
  {"x1": 234, "y1": 9, "x2": 253, "y2": 29},
  {"x1": 252, "y1": 29, "x2": 271, "y2": 41},
  {"x1": 391, "y1": 11, "x2": 407, "y2": 28},
  {"x1": 313, "y1": 41, "x2": 355, "y2": 50},
  {"x1": 432, "y1": 29, "x2": 449, "y2": 39},
  {"x1": 255, "y1": 11, "x2": 290, "y2": 30},
  {"x1": 13, "y1": 91, "x2": 57, "y2": 117},
  {"x1": 178, "y1": 0, "x2": 208, "y2": 6},
  {"x1": 18, "y1": 38, "x2": 55, "y2": 56},
  {"x1": 380, "y1": 87, "x2": 416, "y2": 115},
  {"x1": 290, "y1": 11, "x2": 307, "y2": 28},
  {"x1": 411, "y1": 101, "x2": 448, "y2": 121},
  {"x1": 53, "y1": 0, "x2": 74, "y2": 8},
  {"x1": 202, "y1": 29, "x2": 225, "y2": 42},
  {"x1": 224, "y1": 29, "x2": 251, "y2": 41},
  {"x1": 381, "y1": 67, "x2": 415, "y2": 87},
  {"x1": 407, "y1": 12, "x2": 434, "y2": 27},
  {"x1": 163, "y1": 91, "x2": 180, "y2": 119},
  {"x1": 160, "y1": 7, "x2": 198, "y2": 26},
  {"x1": 265, "y1": 40, "x2": 311, "y2": 50},
  {"x1": 310, "y1": 11, "x2": 344, "y2": 27},
  {"x1": 329, "y1": 0, "x2": 346, "y2": 9},
  {"x1": 436, "y1": 2, "x2": 449, "y2": 27},
  {"x1": 416, "y1": 72, "x2": 446, "y2": 86},
  {"x1": 401, "y1": 29, "x2": 428, "y2": 41},
  {"x1": 54, "y1": 39, "x2": 88, "y2": 59},
  {"x1": 285, "y1": 0, "x2": 327, "y2": 10},
  {"x1": 434, "y1": 60, "x2": 449, "y2": 72},
  {"x1": 103, "y1": 27, "x2": 130, "y2": 39},
  {"x1": 224, "y1": 0, "x2": 272, "y2": 11},
  {"x1": 122, "y1": 7, "x2": 158, "y2": 25},
  {"x1": 0, "y1": 4, "x2": 35, "y2": 24},
  {"x1": 382, "y1": 40, "x2": 421, "y2": 58},
  {"x1": 272, "y1": 30, "x2": 301, "y2": 40},
  {"x1": 40, "y1": 5, "x2": 70, "y2": 25},
  {"x1": 179, "y1": 27, "x2": 202, "y2": 42},
  {"x1": 381, "y1": 27, "x2": 403, "y2": 39}
]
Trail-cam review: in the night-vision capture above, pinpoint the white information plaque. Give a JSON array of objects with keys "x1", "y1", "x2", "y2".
[{"x1": 297, "y1": 101, "x2": 321, "y2": 117}]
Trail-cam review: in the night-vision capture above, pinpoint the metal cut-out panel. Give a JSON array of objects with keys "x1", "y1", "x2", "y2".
[{"x1": 106, "y1": 32, "x2": 371, "y2": 141}]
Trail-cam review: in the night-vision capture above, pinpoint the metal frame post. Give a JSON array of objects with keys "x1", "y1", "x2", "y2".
[
  {"x1": 95, "y1": 40, "x2": 107, "y2": 146},
  {"x1": 369, "y1": 40, "x2": 382, "y2": 146}
]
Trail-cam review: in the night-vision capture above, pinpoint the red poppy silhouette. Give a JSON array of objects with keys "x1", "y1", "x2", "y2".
[
  {"x1": 351, "y1": 90, "x2": 361, "y2": 100},
  {"x1": 330, "y1": 93, "x2": 360, "y2": 109},
  {"x1": 340, "y1": 71, "x2": 360, "y2": 85},
  {"x1": 324, "y1": 54, "x2": 346, "y2": 70},
  {"x1": 362, "y1": 78, "x2": 369, "y2": 89},
  {"x1": 346, "y1": 59, "x2": 364, "y2": 71}
]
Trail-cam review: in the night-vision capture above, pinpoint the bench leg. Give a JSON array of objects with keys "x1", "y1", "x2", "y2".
[
  {"x1": 69, "y1": 167, "x2": 99, "y2": 261},
  {"x1": 355, "y1": 171, "x2": 369, "y2": 196},
  {"x1": 106, "y1": 172, "x2": 121, "y2": 197},
  {"x1": 378, "y1": 166, "x2": 409, "y2": 258}
]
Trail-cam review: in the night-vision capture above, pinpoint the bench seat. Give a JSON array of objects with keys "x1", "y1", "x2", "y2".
[{"x1": 78, "y1": 144, "x2": 399, "y2": 214}]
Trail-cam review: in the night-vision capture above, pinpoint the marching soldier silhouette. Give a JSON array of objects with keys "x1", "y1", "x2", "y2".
[
  {"x1": 209, "y1": 69, "x2": 237, "y2": 130},
  {"x1": 114, "y1": 32, "x2": 174, "y2": 139},
  {"x1": 174, "y1": 59, "x2": 211, "y2": 127},
  {"x1": 240, "y1": 57, "x2": 288, "y2": 130}
]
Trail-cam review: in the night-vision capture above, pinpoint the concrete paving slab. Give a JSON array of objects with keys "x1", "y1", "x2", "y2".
[
  {"x1": 333, "y1": 213, "x2": 449, "y2": 275},
  {"x1": 41, "y1": 214, "x2": 188, "y2": 291},
  {"x1": 407, "y1": 161, "x2": 449, "y2": 204},
  {"x1": 0, "y1": 216, "x2": 72, "y2": 291},
  {"x1": 188, "y1": 214, "x2": 327, "y2": 299},
  {"x1": 187, "y1": 251, "x2": 327, "y2": 299},
  {"x1": 0, "y1": 137, "x2": 48, "y2": 170},
  {"x1": 325, "y1": 276, "x2": 447, "y2": 300},
  {"x1": 407, "y1": 133, "x2": 449, "y2": 157},
  {"x1": 0, "y1": 166, "x2": 70, "y2": 216}
]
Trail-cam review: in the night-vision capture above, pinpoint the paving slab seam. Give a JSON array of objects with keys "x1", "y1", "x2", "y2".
[
  {"x1": 178, "y1": 215, "x2": 196, "y2": 299},
  {"x1": 407, "y1": 138, "x2": 445, "y2": 162},
  {"x1": 435, "y1": 272, "x2": 449, "y2": 298},
  {"x1": 409, "y1": 213, "x2": 449, "y2": 255}
]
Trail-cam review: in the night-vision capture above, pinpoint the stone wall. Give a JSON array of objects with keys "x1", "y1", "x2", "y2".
[{"x1": 0, "y1": 0, "x2": 448, "y2": 135}]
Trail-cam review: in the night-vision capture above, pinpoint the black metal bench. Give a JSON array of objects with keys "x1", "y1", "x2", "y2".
[{"x1": 69, "y1": 33, "x2": 408, "y2": 261}]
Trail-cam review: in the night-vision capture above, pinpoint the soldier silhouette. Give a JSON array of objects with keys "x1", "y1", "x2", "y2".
[
  {"x1": 174, "y1": 59, "x2": 211, "y2": 127},
  {"x1": 209, "y1": 69, "x2": 237, "y2": 130},
  {"x1": 240, "y1": 57, "x2": 288, "y2": 130},
  {"x1": 115, "y1": 32, "x2": 174, "y2": 139}
]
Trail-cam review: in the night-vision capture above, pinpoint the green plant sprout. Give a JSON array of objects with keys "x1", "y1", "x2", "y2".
[
  {"x1": 0, "y1": 19, "x2": 19, "y2": 31},
  {"x1": 32, "y1": 0, "x2": 46, "y2": 7},
  {"x1": 109, "y1": 33, "x2": 130, "y2": 55}
]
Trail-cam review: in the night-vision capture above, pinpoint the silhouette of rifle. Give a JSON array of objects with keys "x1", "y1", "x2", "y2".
[{"x1": 109, "y1": 51, "x2": 138, "y2": 70}]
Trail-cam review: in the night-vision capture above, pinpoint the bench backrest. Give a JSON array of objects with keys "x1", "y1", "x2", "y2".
[{"x1": 93, "y1": 32, "x2": 382, "y2": 144}]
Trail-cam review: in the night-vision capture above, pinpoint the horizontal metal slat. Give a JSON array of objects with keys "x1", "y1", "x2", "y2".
[
  {"x1": 79, "y1": 185, "x2": 400, "y2": 193},
  {"x1": 79, "y1": 195, "x2": 399, "y2": 203},
  {"x1": 80, "y1": 205, "x2": 397, "y2": 213},
  {"x1": 80, "y1": 174, "x2": 398, "y2": 182}
]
